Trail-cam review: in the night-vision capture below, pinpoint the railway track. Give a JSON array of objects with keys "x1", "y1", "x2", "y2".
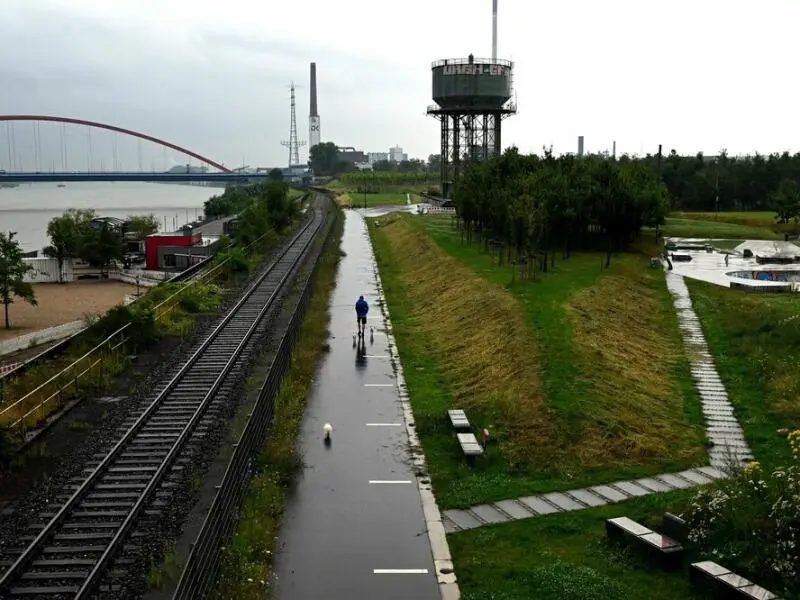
[{"x1": 0, "y1": 206, "x2": 325, "y2": 599}]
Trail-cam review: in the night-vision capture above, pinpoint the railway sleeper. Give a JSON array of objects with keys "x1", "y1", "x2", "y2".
[
  {"x1": 19, "y1": 530, "x2": 147, "y2": 543},
  {"x1": 35, "y1": 509, "x2": 161, "y2": 520},
  {"x1": 19, "y1": 568, "x2": 129, "y2": 580},
  {"x1": 26, "y1": 518, "x2": 158, "y2": 531},
  {"x1": 0, "y1": 544, "x2": 139, "y2": 558}
]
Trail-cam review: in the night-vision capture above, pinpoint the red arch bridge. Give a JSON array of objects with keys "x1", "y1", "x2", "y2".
[{"x1": 0, "y1": 115, "x2": 273, "y2": 183}]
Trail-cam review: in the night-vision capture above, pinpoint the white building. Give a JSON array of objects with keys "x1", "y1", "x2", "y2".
[
  {"x1": 368, "y1": 152, "x2": 389, "y2": 164},
  {"x1": 389, "y1": 145, "x2": 408, "y2": 163}
]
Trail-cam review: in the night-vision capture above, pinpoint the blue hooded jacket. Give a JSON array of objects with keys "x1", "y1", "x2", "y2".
[{"x1": 355, "y1": 296, "x2": 369, "y2": 318}]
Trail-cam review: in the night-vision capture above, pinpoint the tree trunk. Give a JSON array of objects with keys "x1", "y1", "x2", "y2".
[{"x1": 4, "y1": 301, "x2": 9, "y2": 329}]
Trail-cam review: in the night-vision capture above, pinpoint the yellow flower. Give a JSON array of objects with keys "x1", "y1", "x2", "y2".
[{"x1": 743, "y1": 461, "x2": 761, "y2": 475}]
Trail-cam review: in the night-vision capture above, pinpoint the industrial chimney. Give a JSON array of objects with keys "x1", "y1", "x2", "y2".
[
  {"x1": 491, "y1": 0, "x2": 498, "y2": 61},
  {"x1": 309, "y1": 62, "x2": 321, "y2": 151}
]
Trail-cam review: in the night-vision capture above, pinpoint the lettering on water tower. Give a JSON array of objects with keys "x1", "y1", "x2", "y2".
[{"x1": 442, "y1": 64, "x2": 509, "y2": 76}]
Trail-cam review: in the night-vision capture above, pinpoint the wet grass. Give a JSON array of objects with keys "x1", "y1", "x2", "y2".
[
  {"x1": 368, "y1": 214, "x2": 706, "y2": 509},
  {"x1": 212, "y1": 210, "x2": 343, "y2": 600},
  {"x1": 686, "y1": 279, "x2": 800, "y2": 468},
  {"x1": 449, "y1": 489, "x2": 702, "y2": 600},
  {"x1": 651, "y1": 218, "x2": 781, "y2": 240},
  {"x1": 671, "y1": 211, "x2": 778, "y2": 228},
  {"x1": 333, "y1": 190, "x2": 411, "y2": 208}
]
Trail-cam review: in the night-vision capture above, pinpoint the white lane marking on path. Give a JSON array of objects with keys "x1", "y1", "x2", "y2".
[
  {"x1": 365, "y1": 423, "x2": 402, "y2": 427},
  {"x1": 369, "y1": 480, "x2": 412, "y2": 484},
  {"x1": 364, "y1": 383, "x2": 393, "y2": 387},
  {"x1": 364, "y1": 355, "x2": 389, "y2": 359},
  {"x1": 373, "y1": 569, "x2": 429, "y2": 574}
]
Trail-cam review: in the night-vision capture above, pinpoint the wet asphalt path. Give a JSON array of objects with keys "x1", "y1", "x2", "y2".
[{"x1": 271, "y1": 211, "x2": 439, "y2": 600}]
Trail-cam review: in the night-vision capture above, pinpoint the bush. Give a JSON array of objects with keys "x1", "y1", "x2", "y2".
[
  {"x1": 177, "y1": 282, "x2": 222, "y2": 313},
  {"x1": 687, "y1": 430, "x2": 800, "y2": 594}
]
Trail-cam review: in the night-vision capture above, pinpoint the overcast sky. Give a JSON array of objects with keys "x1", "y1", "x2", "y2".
[{"x1": 1, "y1": 0, "x2": 798, "y2": 169}]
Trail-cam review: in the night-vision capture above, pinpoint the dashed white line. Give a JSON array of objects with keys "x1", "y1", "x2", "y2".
[
  {"x1": 369, "y1": 480, "x2": 412, "y2": 484},
  {"x1": 364, "y1": 383, "x2": 393, "y2": 387},
  {"x1": 373, "y1": 569, "x2": 430, "y2": 574},
  {"x1": 365, "y1": 423, "x2": 402, "y2": 427}
]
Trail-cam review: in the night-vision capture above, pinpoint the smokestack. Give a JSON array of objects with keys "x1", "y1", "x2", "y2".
[
  {"x1": 492, "y1": 0, "x2": 498, "y2": 61},
  {"x1": 310, "y1": 62, "x2": 318, "y2": 117},
  {"x1": 612, "y1": 141, "x2": 616, "y2": 158},
  {"x1": 578, "y1": 136, "x2": 584, "y2": 157},
  {"x1": 309, "y1": 62, "x2": 321, "y2": 151}
]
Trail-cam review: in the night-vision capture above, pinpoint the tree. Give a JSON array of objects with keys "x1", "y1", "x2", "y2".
[
  {"x1": 771, "y1": 179, "x2": 800, "y2": 225},
  {"x1": 309, "y1": 142, "x2": 340, "y2": 175},
  {"x1": 43, "y1": 209, "x2": 96, "y2": 283},
  {"x1": 125, "y1": 214, "x2": 160, "y2": 239},
  {"x1": 0, "y1": 231, "x2": 37, "y2": 329},
  {"x1": 79, "y1": 223, "x2": 124, "y2": 276},
  {"x1": 268, "y1": 168, "x2": 284, "y2": 182}
]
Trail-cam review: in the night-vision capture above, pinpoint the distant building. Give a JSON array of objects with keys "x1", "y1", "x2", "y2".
[
  {"x1": 337, "y1": 146, "x2": 368, "y2": 165},
  {"x1": 368, "y1": 152, "x2": 389, "y2": 164},
  {"x1": 389, "y1": 145, "x2": 408, "y2": 163}
]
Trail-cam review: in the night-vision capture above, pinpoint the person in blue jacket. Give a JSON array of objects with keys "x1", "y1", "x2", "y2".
[{"x1": 355, "y1": 295, "x2": 369, "y2": 337}]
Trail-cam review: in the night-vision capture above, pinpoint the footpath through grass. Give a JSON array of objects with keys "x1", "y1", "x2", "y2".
[
  {"x1": 332, "y1": 190, "x2": 412, "y2": 208},
  {"x1": 686, "y1": 279, "x2": 800, "y2": 468},
  {"x1": 450, "y1": 489, "x2": 701, "y2": 600},
  {"x1": 212, "y1": 209, "x2": 344, "y2": 600},
  {"x1": 368, "y1": 214, "x2": 706, "y2": 509}
]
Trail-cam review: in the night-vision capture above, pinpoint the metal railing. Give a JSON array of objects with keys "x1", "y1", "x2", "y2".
[
  {"x1": 172, "y1": 199, "x2": 337, "y2": 599},
  {"x1": 0, "y1": 195, "x2": 311, "y2": 437}
]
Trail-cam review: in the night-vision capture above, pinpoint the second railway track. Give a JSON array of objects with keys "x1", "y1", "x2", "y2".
[{"x1": 0, "y1": 204, "x2": 325, "y2": 599}]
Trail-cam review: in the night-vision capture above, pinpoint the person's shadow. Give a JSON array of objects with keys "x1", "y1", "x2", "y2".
[{"x1": 355, "y1": 336, "x2": 367, "y2": 370}]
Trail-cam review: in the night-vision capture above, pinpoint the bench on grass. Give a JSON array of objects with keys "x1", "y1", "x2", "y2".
[
  {"x1": 690, "y1": 561, "x2": 780, "y2": 599},
  {"x1": 662, "y1": 512, "x2": 689, "y2": 545},
  {"x1": 448, "y1": 409, "x2": 471, "y2": 431},
  {"x1": 456, "y1": 432, "x2": 484, "y2": 464},
  {"x1": 605, "y1": 516, "x2": 684, "y2": 571}
]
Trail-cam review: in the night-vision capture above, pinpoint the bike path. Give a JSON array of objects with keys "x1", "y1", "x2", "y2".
[{"x1": 271, "y1": 211, "x2": 440, "y2": 599}]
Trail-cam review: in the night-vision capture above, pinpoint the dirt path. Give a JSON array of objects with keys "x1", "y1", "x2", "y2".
[{"x1": 0, "y1": 280, "x2": 137, "y2": 341}]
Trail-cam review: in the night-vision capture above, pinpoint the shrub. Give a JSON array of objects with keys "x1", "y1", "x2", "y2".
[{"x1": 687, "y1": 430, "x2": 800, "y2": 594}]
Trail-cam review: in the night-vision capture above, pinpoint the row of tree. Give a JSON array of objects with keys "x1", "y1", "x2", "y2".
[
  {"x1": 308, "y1": 142, "x2": 437, "y2": 177},
  {"x1": 43, "y1": 210, "x2": 160, "y2": 283},
  {"x1": 453, "y1": 148, "x2": 670, "y2": 270},
  {"x1": 637, "y1": 149, "x2": 800, "y2": 213}
]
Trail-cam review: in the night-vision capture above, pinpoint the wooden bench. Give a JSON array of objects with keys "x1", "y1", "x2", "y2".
[
  {"x1": 605, "y1": 516, "x2": 684, "y2": 571},
  {"x1": 690, "y1": 561, "x2": 780, "y2": 599},
  {"x1": 448, "y1": 409, "x2": 471, "y2": 431},
  {"x1": 456, "y1": 432, "x2": 484, "y2": 464}
]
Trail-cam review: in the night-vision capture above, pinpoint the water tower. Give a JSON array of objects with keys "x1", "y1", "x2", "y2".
[{"x1": 427, "y1": 3, "x2": 516, "y2": 198}]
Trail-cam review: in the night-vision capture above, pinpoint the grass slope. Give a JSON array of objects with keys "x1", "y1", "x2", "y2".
[
  {"x1": 449, "y1": 489, "x2": 701, "y2": 600},
  {"x1": 655, "y1": 218, "x2": 781, "y2": 240},
  {"x1": 369, "y1": 214, "x2": 705, "y2": 508},
  {"x1": 686, "y1": 279, "x2": 800, "y2": 468}
]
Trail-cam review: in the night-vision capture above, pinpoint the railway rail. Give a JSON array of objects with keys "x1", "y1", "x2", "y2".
[{"x1": 0, "y1": 205, "x2": 325, "y2": 599}]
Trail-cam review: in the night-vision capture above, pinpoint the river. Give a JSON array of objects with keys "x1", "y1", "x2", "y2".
[{"x1": 0, "y1": 182, "x2": 218, "y2": 253}]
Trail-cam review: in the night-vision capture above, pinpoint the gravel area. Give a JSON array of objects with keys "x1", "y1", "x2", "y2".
[
  {"x1": 0, "y1": 203, "x2": 326, "y2": 599},
  {"x1": 0, "y1": 280, "x2": 137, "y2": 341}
]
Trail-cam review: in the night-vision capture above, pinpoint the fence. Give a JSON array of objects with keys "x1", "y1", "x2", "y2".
[
  {"x1": 171, "y1": 201, "x2": 337, "y2": 599},
  {"x1": 0, "y1": 196, "x2": 311, "y2": 438}
]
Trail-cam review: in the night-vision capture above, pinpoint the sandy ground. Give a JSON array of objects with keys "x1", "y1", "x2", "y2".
[{"x1": 0, "y1": 280, "x2": 137, "y2": 341}]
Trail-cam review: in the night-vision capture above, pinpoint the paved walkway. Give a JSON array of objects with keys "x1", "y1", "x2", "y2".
[
  {"x1": 272, "y1": 211, "x2": 453, "y2": 600},
  {"x1": 443, "y1": 269, "x2": 754, "y2": 533}
]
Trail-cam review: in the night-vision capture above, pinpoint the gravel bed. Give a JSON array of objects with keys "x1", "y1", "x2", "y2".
[{"x1": 0, "y1": 221, "x2": 307, "y2": 559}]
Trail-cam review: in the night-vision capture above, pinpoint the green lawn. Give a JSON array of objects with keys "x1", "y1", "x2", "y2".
[
  {"x1": 652, "y1": 218, "x2": 781, "y2": 240},
  {"x1": 686, "y1": 279, "x2": 800, "y2": 468},
  {"x1": 450, "y1": 489, "x2": 702, "y2": 600},
  {"x1": 370, "y1": 214, "x2": 706, "y2": 509}
]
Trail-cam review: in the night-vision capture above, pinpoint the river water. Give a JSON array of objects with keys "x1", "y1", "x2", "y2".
[{"x1": 0, "y1": 182, "x2": 218, "y2": 253}]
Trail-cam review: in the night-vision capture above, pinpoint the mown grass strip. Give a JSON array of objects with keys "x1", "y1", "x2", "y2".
[
  {"x1": 686, "y1": 279, "x2": 800, "y2": 468},
  {"x1": 212, "y1": 209, "x2": 344, "y2": 600},
  {"x1": 449, "y1": 489, "x2": 700, "y2": 600},
  {"x1": 369, "y1": 214, "x2": 706, "y2": 509}
]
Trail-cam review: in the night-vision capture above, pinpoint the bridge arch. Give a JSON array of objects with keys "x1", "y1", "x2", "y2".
[{"x1": 0, "y1": 114, "x2": 232, "y2": 173}]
